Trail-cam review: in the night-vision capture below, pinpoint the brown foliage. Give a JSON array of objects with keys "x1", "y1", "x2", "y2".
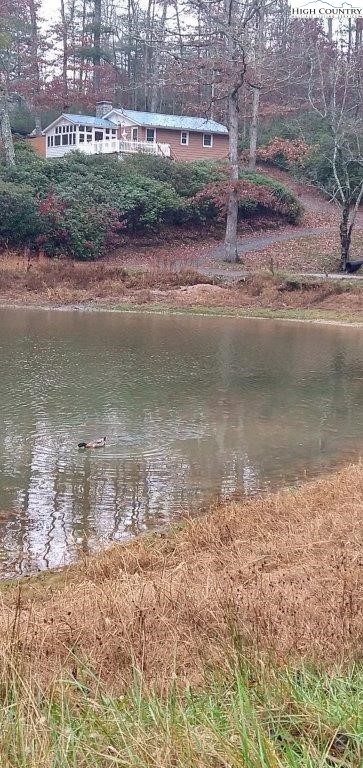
[
  {"x1": 257, "y1": 137, "x2": 314, "y2": 165},
  {"x1": 0, "y1": 464, "x2": 362, "y2": 691}
]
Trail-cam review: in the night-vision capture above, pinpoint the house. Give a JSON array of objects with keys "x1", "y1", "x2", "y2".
[{"x1": 39, "y1": 101, "x2": 229, "y2": 161}]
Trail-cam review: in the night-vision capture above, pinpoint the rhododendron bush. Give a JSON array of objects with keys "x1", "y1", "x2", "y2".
[
  {"x1": 257, "y1": 137, "x2": 313, "y2": 169},
  {"x1": 192, "y1": 174, "x2": 301, "y2": 224},
  {"x1": 0, "y1": 144, "x2": 301, "y2": 260}
]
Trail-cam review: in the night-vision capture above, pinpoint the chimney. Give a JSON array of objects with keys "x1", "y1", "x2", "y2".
[{"x1": 96, "y1": 101, "x2": 113, "y2": 118}]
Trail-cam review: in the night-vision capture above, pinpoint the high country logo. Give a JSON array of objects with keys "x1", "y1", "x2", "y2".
[{"x1": 290, "y1": 2, "x2": 362, "y2": 15}]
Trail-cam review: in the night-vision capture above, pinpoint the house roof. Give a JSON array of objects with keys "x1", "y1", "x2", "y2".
[
  {"x1": 63, "y1": 114, "x2": 115, "y2": 128},
  {"x1": 109, "y1": 109, "x2": 228, "y2": 134},
  {"x1": 42, "y1": 110, "x2": 228, "y2": 135},
  {"x1": 43, "y1": 114, "x2": 115, "y2": 132}
]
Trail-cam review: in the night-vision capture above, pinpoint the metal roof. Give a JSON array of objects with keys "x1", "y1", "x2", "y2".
[
  {"x1": 43, "y1": 110, "x2": 228, "y2": 135},
  {"x1": 63, "y1": 114, "x2": 115, "y2": 128},
  {"x1": 109, "y1": 109, "x2": 228, "y2": 134}
]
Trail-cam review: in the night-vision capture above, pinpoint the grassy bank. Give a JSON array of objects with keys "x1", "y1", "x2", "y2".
[
  {"x1": 1, "y1": 464, "x2": 362, "y2": 681},
  {"x1": 0, "y1": 254, "x2": 362, "y2": 323},
  {"x1": 0, "y1": 464, "x2": 362, "y2": 765},
  {"x1": 1, "y1": 655, "x2": 361, "y2": 767}
]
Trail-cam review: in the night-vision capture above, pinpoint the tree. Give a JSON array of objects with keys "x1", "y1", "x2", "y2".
[
  {"x1": 0, "y1": 84, "x2": 15, "y2": 165},
  {"x1": 248, "y1": 5, "x2": 264, "y2": 170},
  {"x1": 0, "y1": 3, "x2": 16, "y2": 165},
  {"x1": 307, "y1": 45, "x2": 363, "y2": 269}
]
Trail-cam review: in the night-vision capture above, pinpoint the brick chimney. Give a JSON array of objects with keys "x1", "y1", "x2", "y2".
[{"x1": 96, "y1": 101, "x2": 113, "y2": 118}]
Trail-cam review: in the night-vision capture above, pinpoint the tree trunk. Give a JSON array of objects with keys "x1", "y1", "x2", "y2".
[
  {"x1": 0, "y1": 87, "x2": 15, "y2": 166},
  {"x1": 339, "y1": 202, "x2": 351, "y2": 270},
  {"x1": 28, "y1": 0, "x2": 42, "y2": 134},
  {"x1": 248, "y1": 86, "x2": 260, "y2": 170},
  {"x1": 60, "y1": 0, "x2": 69, "y2": 107},
  {"x1": 248, "y1": 6, "x2": 264, "y2": 170},
  {"x1": 93, "y1": 0, "x2": 102, "y2": 93},
  {"x1": 34, "y1": 113, "x2": 42, "y2": 135},
  {"x1": 149, "y1": 0, "x2": 168, "y2": 112},
  {"x1": 224, "y1": 86, "x2": 239, "y2": 262},
  {"x1": 327, "y1": 18, "x2": 333, "y2": 43}
]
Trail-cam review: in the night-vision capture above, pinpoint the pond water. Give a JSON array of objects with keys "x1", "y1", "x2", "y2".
[{"x1": 0, "y1": 307, "x2": 362, "y2": 577}]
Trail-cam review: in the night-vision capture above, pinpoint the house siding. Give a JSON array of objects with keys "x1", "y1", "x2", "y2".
[
  {"x1": 148, "y1": 128, "x2": 228, "y2": 161},
  {"x1": 118, "y1": 124, "x2": 228, "y2": 161}
]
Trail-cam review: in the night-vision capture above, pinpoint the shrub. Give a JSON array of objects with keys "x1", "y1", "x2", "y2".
[
  {"x1": 0, "y1": 143, "x2": 301, "y2": 259},
  {"x1": 121, "y1": 155, "x2": 227, "y2": 197},
  {"x1": 0, "y1": 181, "x2": 43, "y2": 245},
  {"x1": 257, "y1": 137, "x2": 313, "y2": 170},
  {"x1": 192, "y1": 175, "x2": 302, "y2": 224}
]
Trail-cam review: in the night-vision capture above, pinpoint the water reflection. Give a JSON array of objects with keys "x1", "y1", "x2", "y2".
[{"x1": 0, "y1": 308, "x2": 362, "y2": 577}]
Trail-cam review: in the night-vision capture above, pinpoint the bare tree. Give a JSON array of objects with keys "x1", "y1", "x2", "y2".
[
  {"x1": 307, "y1": 48, "x2": 363, "y2": 269},
  {"x1": 248, "y1": 6, "x2": 264, "y2": 170}
]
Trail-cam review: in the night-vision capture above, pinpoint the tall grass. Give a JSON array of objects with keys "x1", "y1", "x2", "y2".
[
  {"x1": 0, "y1": 654, "x2": 361, "y2": 767},
  {"x1": 0, "y1": 464, "x2": 362, "y2": 765}
]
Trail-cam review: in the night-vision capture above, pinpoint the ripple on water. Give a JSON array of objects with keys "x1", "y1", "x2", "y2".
[{"x1": 0, "y1": 308, "x2": 362, "y2": 576}]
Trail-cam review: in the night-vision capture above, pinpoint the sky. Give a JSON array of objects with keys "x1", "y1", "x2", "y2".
[{"x1": 41, "y1": 0, "x2": 61, "y2": 23}]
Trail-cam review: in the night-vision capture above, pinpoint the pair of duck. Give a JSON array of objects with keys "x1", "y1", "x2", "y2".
[{"x1": 78, "y1": 436, "x2": 106, "y2": 449}]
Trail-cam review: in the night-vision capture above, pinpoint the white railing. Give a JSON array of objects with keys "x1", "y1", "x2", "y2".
[
  {"x1": 93, "y1": 140, "x2": 119, "y2": 154},
  {"x1": 118, "y1": 139, "x2": 171, "y2": 157},
  {"x1": 75, "y1": 139, "x2": 171, "y2": 158}
]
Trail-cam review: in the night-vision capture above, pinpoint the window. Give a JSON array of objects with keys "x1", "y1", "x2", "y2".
[
  {"x1": 95, "y1": 130, "x2": 103, "y2": 141},
  {"x1": 72, "y1": 133, "x2": 76, "y2": 145},
  {"x1": 86, "y1": 126, "x2": 92, "y2": 133},
  {"x1": 105, "y1": 128, "x2": 110, "y2": 139},
  {"x1": 47, "y1": 135, "x2": 54, "y2": 147},
  {"x1": 79, "y1": 133, "x2": 85, "y2": 143},
  {"x1": 54, "y1": 134, "x2": 61, "y2": 146},
  {"x1": 180, "y1": 131, "x2": 189, "y2": 146},
  {"x1": 131, "y1": 127, "x2": 138, "y2": 141},
  {"x1": 79, "y1": 125, "x2": 85, "y2": 132},
  {"x1": 146, "y1": 128, "x2": 155, "y2": 142},
  {"x1": 62, "y1": 134, "x2": 69, "y2": 145},
  {"x1": 62, "y1": 126, "x2": 67, "y2": 133},
  {"x1": 86, "y1": 132, "x2": 92, "y2": 142},
  {"x1": 111, "y1": 128, "x2": 117, "y2": 137},
  {"x1": 203, "y1": 133, "x2": 213, "y2": 148}
]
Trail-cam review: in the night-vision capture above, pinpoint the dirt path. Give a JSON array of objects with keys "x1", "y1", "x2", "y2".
[
  {"x1": 202, "y1": 167, "x2": 363, "y2": 275},
  {"x1": 207, "y1": 225, "x2": 331, "y2": 261}
]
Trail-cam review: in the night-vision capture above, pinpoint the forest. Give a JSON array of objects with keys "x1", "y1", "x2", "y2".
[{"x1": 0, "y1": 1, "x2": 362, "y2": 263}]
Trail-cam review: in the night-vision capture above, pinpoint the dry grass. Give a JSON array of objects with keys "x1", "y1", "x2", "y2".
[
  {"x1": 0, "y1": 252, "x2": 217, "y2": 305},
  {"x1": 0, "y1": 252, "x2": 362, "y2": 319},
  {"x1": 1, "y1": 464, "x2": 362, "y2": 693}
]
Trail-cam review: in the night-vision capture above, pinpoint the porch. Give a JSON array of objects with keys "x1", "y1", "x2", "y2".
[
  {"x1": 46, "y1": 136, "x2": 171, "y2": 159},
  {"x1": 93, "y1": 139, "x2": 171, "y2": 157}
]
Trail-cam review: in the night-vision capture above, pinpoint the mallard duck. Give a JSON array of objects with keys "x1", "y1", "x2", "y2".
[{"x1": 78, "y1": 437, "x2": 106, "y2": 449}]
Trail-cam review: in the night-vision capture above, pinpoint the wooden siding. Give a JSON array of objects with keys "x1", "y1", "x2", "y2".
[{"x1": 119, "y1": 125, "x2": 228, "y2": 161}]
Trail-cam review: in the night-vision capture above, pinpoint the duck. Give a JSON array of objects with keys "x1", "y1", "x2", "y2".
[{"x1": 78, "y1": 437, "x2": 106, "y2": 449}]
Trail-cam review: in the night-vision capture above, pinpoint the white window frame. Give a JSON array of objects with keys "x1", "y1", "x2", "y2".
[
  {"x1": 146, "y1": 128, "x2": 156, "y2": 143},
  {"x1": 131, "y1": 127, "x2": 138, "y2": 141},
  {"x1": 203, "y1": 133, "x2": 213, "y2": 148},
  {"x1": 180, "y1": 131, "x2": 189, "y2": 146}
]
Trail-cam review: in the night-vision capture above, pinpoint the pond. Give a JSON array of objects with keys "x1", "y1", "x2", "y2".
[{"x1": 0, "y1": 307, "x2": 362, "y2": 577}]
